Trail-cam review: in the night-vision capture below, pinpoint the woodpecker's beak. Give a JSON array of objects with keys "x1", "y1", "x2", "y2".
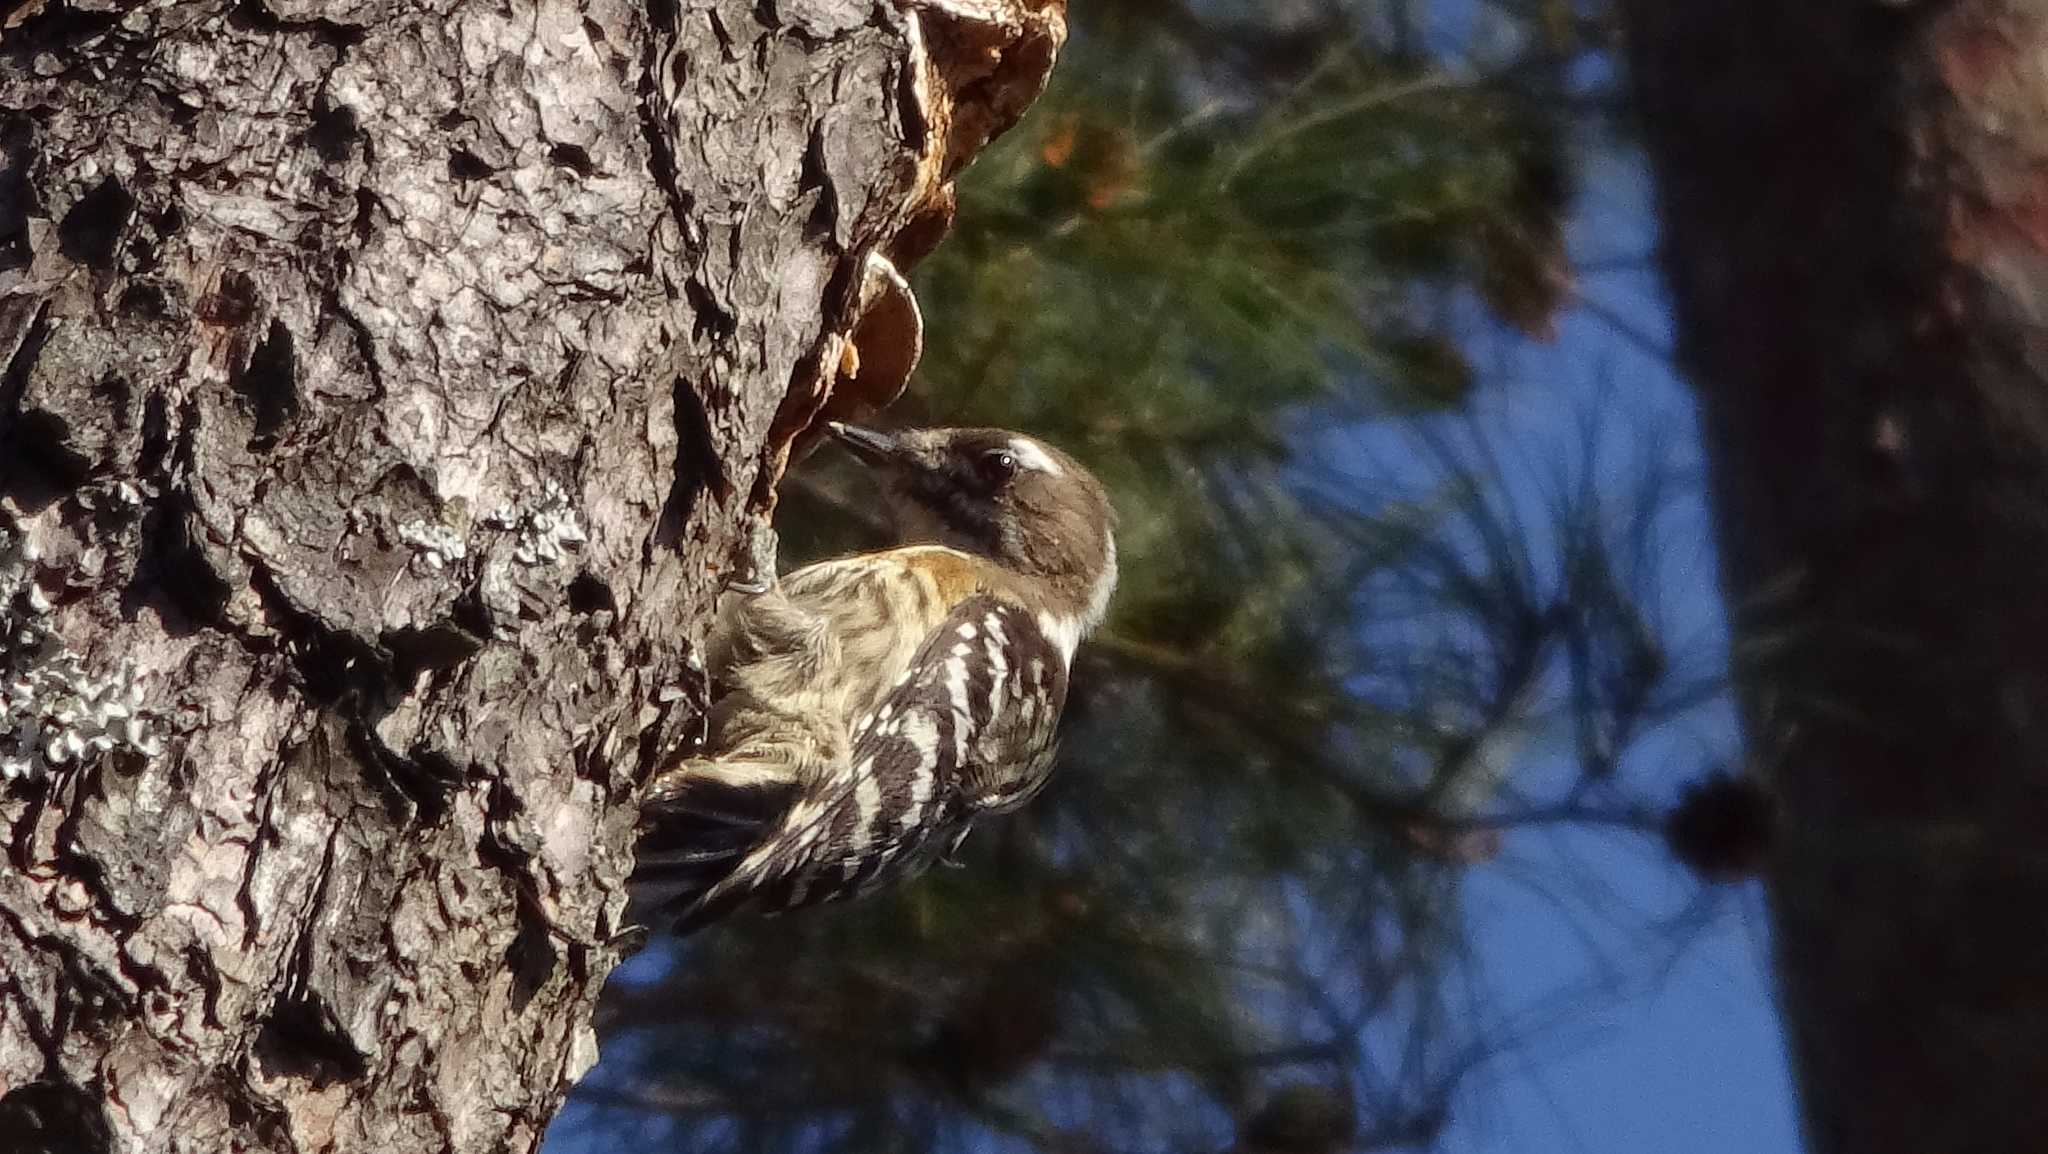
[{"x1": 825, "y1": 422, "x2": 909, "y2": 467}]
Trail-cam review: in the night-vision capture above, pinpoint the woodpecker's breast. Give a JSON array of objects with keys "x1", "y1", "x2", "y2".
[
  {"x1": 712, "y1": 547, "x2": 1007, "y2": 738},
  {"x1": 726, "y1": 592, "x2": 1073, "y2": 913},
  {"x1": 652, "y1": 550, "x2": 1092, "y2": 930}
]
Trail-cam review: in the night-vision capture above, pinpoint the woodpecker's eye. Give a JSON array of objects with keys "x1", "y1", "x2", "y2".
[{"x1": 980, "y1": 450, "x2": 1019, "y2": 485}]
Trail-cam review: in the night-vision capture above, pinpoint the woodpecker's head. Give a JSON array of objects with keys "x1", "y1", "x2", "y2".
[{"x1": 827, "y1": 422, "x2": 1118, "y2": 628}]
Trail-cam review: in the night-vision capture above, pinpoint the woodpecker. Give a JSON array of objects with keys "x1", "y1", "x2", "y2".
[{"x1": 635, "y1": 423, "x2": 1118, "y2": 933}]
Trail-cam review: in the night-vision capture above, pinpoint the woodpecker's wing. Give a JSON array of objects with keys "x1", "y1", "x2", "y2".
[{"x1": 663, "y1": 593, "x2": 1069, "y2": 933}]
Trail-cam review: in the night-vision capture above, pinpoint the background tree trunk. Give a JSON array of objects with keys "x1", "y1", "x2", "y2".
[
  {"x1": 0, "y1": 1, "x2": 1060, "y2": 1151},
  {"x1": 1624, "y1": 3, "x2": 2048, "y2": 1151}
]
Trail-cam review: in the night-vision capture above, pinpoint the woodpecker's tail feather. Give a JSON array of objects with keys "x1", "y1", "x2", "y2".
[{"x1": 631, "y1": 757, "x2": 798, "y2": 934}]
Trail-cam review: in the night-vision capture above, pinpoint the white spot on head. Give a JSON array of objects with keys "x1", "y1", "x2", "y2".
[
  {"x1": 1039, "y1": 610, "x2": 1084, "y2": 664},
  {"x1": 1008, "y1": 438, "x2": 1064, "y2": 477},
  {"x1": 1082, "y1": 532, "x2": 1118, "y2": 634}
]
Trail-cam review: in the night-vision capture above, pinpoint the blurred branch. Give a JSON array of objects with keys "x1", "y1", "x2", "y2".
[
  {"x1": 1046, "y1": 1040, "x2": 1347, "y2": 1074},
  {"x1": 1221, "y1": 69, "x2": 1465, "y2": 188},
  {"x1": 569, "y1": 1083, "x2": 732, "y2": 1117}
]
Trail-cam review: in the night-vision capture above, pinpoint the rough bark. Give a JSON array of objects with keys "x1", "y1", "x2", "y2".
[
  {"x1": 0, "y1": 1, "x2": 1062, "y2": 1151},
  {"x1": 1624, "y1": 3, "x2": 2048, "y2": 1152}
]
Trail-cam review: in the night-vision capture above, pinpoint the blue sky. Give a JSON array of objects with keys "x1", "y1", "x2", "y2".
[{"x1": 1419, "y1": 148, "x2": 1805, "y2": 1154}]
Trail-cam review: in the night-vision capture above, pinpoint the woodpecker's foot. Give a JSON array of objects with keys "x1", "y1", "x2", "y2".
[
  {"x1": 938, "y1": 825, "x2": 972, "y2": 868},
  {"x1": 724, "y1": 518, "x2": 779, "y2": 595},
  {"x1": 607, "y1": 923, "x2": 652, "y2": 956}
]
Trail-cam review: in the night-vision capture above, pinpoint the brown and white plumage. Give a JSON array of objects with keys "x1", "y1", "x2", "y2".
[{"x1": 635, "y1": 424, "x2": 1117, "y2": 933}]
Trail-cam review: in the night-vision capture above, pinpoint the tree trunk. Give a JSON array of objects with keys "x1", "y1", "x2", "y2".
[
  {"x1": 1624, "y1": 3, "x2": 2048, "y2": 1152},
  {"x1": 0, "y1": 1, "x2": 1061, "y2": 1151}
]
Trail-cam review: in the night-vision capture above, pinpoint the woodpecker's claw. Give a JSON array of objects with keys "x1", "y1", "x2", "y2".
[
  {"x1": 606, "y1": 923, "x2": 652, "y2": 957},
  {"x1": 938, "y1": 825, "x2": 972, "y2": 868},
  {"x1": 725, "y1": 518, "x2": 780, "y2": 595}
]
